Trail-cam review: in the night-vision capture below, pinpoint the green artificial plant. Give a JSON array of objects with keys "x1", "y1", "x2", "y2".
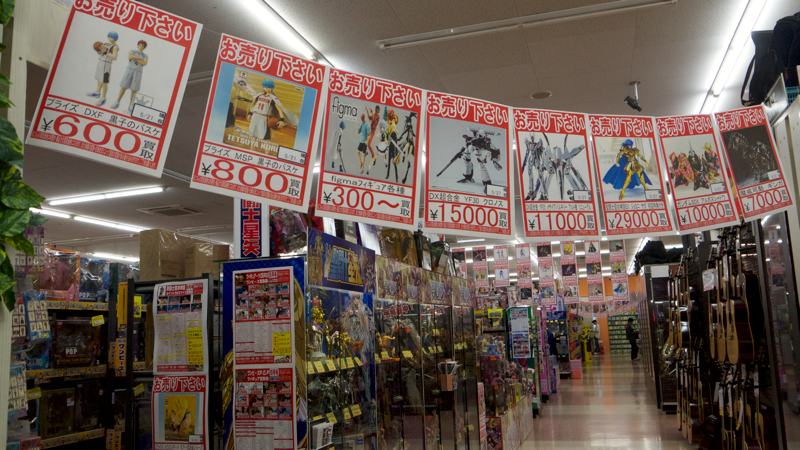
[{"x1": 0, "y1": 0, "x2": 46, "y2": 310}]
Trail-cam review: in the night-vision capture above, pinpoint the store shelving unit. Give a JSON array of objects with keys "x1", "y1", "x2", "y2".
[{"x1": 607, "y1": 313, "x2": 637, "y2": 354}]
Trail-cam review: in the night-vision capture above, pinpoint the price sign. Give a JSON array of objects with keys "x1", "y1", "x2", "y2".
[
  {"x1": 513, "y1": 108, "x2": 600, "y2": 240},
  {"x1": 316, "y1": 69, "x2": 422, "y2": 228},
  {"x1": 425, "y1": 91, "x2": 513, "y2": 238},
  {"x1": 589, "y1": 114, "x2": 674, "y2": 238},
  {"x1": 27, "y1": 0, "x2": 201, "y2": 177},
  {"x1": 715, "y1": 105, "x2": 793, "y2": 221}
]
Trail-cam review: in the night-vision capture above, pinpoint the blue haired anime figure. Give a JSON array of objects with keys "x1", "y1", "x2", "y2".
[
  {"x1": 242, "y1": 77, "x2": 296, "y2": 150},
  {"x1": 331, "y1": 120, "x2": 346, "y2": 173},
  {"x1": 88, "y1": 31, "x2": 119, "y2": 107},
  {"x1": 602, "y1": 138, "x2": 652, "y2": 200}
]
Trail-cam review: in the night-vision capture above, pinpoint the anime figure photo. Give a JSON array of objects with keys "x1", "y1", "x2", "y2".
[
  {"x1": 437, "y1": 128, "x2": 502, "y2": 195},
  {"x1": 242, "y1": 78, "x2": 296, "y2": 150},
  {"x1": 669, "y1": 152, "x2": 693, "y2": 188},
  {"x1": 331, "y1": 120, "x2": 346, "y2": 173},
  {"x1": 112, "y1": 39, "x2": 148, "y2": 114},
  {"x1": 88, "y1": 31, "x2": 119, "y2": 107},
  {"x1": 702, "y1": 143, "x2": 721, "y2": 182},
  {"x1": 365, "y1": 104, "x2": 382, "y2": 173},
  {"x1": 602, "y1": 138, "x2": 652, "y2": 200},
  {"x1": 357, "y1": 113, "x2": 370, "y2": 174},
  {"x1": 724, "y1": 130, "x2": 777, "y2": 185},
  {"x1": 521, "y1": 137, "x2": 551, "y2": 200}
]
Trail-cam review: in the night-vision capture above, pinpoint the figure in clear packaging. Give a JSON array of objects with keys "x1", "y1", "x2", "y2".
[{"x1": 602, "y1": 138, "x2": 652, "y2": 200}]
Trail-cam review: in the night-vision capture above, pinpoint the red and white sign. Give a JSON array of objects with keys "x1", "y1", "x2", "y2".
[
  {"x1": 589, "y1": 114, "x2": 674, "y2": 238},
  {"x1": 715, "y1": 105, "x2": 793, "y2": 221},
  {"x1": 191, "y1": 34, "x2": 326, "y2": 212},
  {"x1": 493, "y1": 245, "x2": 510, "y2": 287},
  {"x1": 425, "y1": 92, "x2": 513, "y2": 238},
  {"x1": 560, "y1": 242, "x2": 578, "y2": 304},
  {"x1": 316, "y1": 69, "x2": 422, "y2": 228},
  {"x1": 609, "y1": 240, "x2": 628, "y2": 301},
  {"x1": 514, "y1": 108, "x2": 599, "y2": 240},
  {"x1": 656, "y1": 114, "x2": 739, "y2": 232},
  {"x1": 515, "y1": 243, "x2": 532, "y2": 288},
  {"x1": 537, "y1": 244, "x2": 555, "y2": 306},
  {"x1": 473, "y1": 245, "x2": 489, "y2": 288},
  {"x1": 584, "y1": 241, "x2": 603, "y2": 303},
  {"x1": 233, "y1": 267, "x2": 293, "y2": 365},
  {"x1": 27, "y1": 0, "x2": 201, "y2": 177},
  {"x1": 234, "y1": 367, "x2": 296, "y2": 450},
  {"x1": 152, "y1": 375, "x2": 208, "y2": 450}
]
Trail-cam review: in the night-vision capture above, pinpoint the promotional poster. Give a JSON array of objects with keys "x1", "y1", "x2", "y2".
[
  {"x1": 152, "y1": 280, "x2": 208, "y2": 375},
  {"x1": 493, "y1": 246, "x2": 510, "y2": 287},
  {"x1": 656, "y1": 114, "x2": 739, "y2": 232},
  {"x1": 589, "y1": 114, "x2": 674, "y2": 238},
  {"x1": 514, "y1": 108, "x2": 599, "y2": 240},
  {"x1": 516, "y1": 243, "x2": 532, "y2": 289},
  {"x1": 307, "y1": 228, "x2": 376, "y2": 294},
  {"x1": 472, "y1": 246, "x2": 489, "y2": 288},
  {"x1": 191, "y1": 34, "x2": 325, "y2": 211},
  {"x1": 425, "y1": 92, "x2": 513, "y2": 238},
  {"x1": 584, "y1": 241, "x2": 604, "y2": 303},
  {"x1": 152, "y1": 375, "x2": 208, "y2": 450},
  {"x1": 537, "y1": 244, "x2": 555, "y2": 306},
  {"x1": 715, "y1": 105, "x2": 793, "y2": 220},
  {"x1": 233, "y1": 267, "x2": 294, "y2": 366},
  {"x1": 27, "y1": 0, "x2": 201, "y2": 177},
  {"x1": 609, "y1": 240, "x2": 629, "y2": 301},
  {"x1": 316, "y1": 69, "x2": 422, "y2": 229},
  {"x1": 560, "y1": 242, "x2": 579, "y2": 304},
  {"x1": 234, "y1": 368, "x2": 296, "y2": 450}
]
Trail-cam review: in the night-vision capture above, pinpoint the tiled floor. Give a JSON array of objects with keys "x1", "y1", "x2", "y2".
[{"x1": 523, "y1": 355, "x2": 693, "y2": 449}]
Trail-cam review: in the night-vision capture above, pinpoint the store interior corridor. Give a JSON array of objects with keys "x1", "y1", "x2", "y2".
[{"x1": 525, "y1": 355, "x2": 690, "y2": 450}]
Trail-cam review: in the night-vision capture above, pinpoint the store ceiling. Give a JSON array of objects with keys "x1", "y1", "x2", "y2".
[{"x1": 22, "y1": 0, "x2": 796, "y2": 264}]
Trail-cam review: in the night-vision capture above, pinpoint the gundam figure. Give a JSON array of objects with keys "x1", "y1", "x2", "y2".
[
  {"x1": 521, "y1": 134, "x2": 588, "y2": 201},
  {"x1": 521, "y1": 137, "x2": 550, "y2": 201},
  {"x1": 602, "y1": 139, "x2": 652, "y2": 200}
]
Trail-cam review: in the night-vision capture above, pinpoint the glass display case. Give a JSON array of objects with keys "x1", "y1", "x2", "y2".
[{"x1": 452, "y1": 277, "x2": 478, "y2": 450}]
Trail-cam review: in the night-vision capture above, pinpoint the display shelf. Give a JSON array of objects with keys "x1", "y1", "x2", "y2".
[
  {"x1": 27, "y1": 365, "x2": 107, "y2": 381},
  {"x1": 46, "y1": 300, "x2": 109, "y2": 312},
  {"x1": 40, "y1": 428, "x2": 105, "y2": 449}
]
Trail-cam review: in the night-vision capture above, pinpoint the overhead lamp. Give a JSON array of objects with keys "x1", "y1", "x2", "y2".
[
  {"x1": 30, "y1": 207, "x2": 70, "y2": 219},
  {"x1": 74, "y1": 216, "x2": 146, "y2": 233},
  {"x1": 377, "y1": 0, "x2": 676, "y2": 49},
  {"x1": 457, "y1": 238, "x2": 485, "y2": 244},
  {"x1": 49, "y1": 186, "x2": 164, "y2": 206},
  {"x1": 92, "y1": 252, "x2": 139, "y2": 263},
  {"x1": 700, "y1": 0, "x2": 767, "y2": 113}
]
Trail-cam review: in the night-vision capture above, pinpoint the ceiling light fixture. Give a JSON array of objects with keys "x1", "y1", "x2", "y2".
[
  {"x1": 457, "y1": 238, "x2": 485, "y2": 244},
  {"x1": 49, "y1": 186, "x2": 164, "y2": 206},
  {"x1": 74, "y1": 216, "x2": 146, "y2": 233},
  {"x1": 255, "y1": 1, "x2": 333, "y2": 64},
  {"x1": 530, "y1": 90, "x2": 552, "y2": 100},
  {"x1": 92, "y1": 252, "x2": 140, "y2": 263},
  {"x1": 377, "y1": 0, "x2": 675, "y2": 50},
  {"x1": 700, "y1": 0, "x2": 767, "y2": 113},
  {"x1": 30, "y1": 207, "x2": 71, "y2": 219}
]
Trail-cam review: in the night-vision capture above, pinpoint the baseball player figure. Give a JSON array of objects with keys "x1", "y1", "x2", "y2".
[
  {"x1": 245, "y1": 79, "x2": 296, "y2": 151},
  {"x1": 88, "y1": 31, "x2": 120, "y2": 107},
  {"x1": 112, "y1": 40, "x2": 148, "y2": 114}
]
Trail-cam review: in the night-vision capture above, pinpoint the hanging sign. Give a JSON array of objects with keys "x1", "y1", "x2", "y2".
[
  {"x1": 425, "y1": 92, "x2": 513, "y2": 238},
  {"x1": 589, "y1": 114, "x2": 674, "y2": 238},
  {"x1": 514, "y1": 108, "x2": 599, "y2": 240},
  {"x1": 27, "y1": 0, "x2": 201, "y2": 177},
  {"x1": 656, "y1": 114, "x2": 739, "y2": 232},
  {"x1": 493, "y1": 245, "x2": 510, "y2": 287},
  {"x1": 584, "y1": 241, "x2": 603, "y2": 302},
  {"x1": 609, "y1": 240, "x2": 628, "y2": 301},
  {"x1": 234, "y1": 200, "x2": 269, "y2": 258},
  {"x1": 515, "y1": 243, "x2": 532, "y2": 289},
  {"x1": 316, "y1": 69, "x2": 422, "y2": 228},
  {"x1": 152, "y1": 375, "x2": 208, "y2": 450},
  {"x1": 152, "y1": 280, "x2": 209, "y2": 375},
  {"x1": 715, "y1": 105, "x2": 793, "y2": 220},
  {"x1": 472, "y1": 246, "x2": 489, "y2": 287},
  {"x1": 560, "y1": 242, "x2": 578, "y2": 304},
  {"x1": 190, "y1": 34, "x2": 325, "y2": 211},
  {"x1": 537, "y1": 244, "x2": 555, "y2": 306}
]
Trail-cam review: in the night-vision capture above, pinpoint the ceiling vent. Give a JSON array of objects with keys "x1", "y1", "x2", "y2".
[{"x1": 137, "y1": 205, "x2": 202, "y2": 217}]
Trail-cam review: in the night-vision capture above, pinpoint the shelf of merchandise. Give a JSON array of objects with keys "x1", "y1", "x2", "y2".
[
  {"x1": 46, "y1": 300, "x2": 109, "y2": 312},
  {"x1": 40, "y1": 428, "x2": 105, "y2": 449},
  {"x1": 608, "y1": 313, "x2": 637, "y2": 354},
  {"x1": 27, "y1": 364, "x2": 107, "y2": 382}
]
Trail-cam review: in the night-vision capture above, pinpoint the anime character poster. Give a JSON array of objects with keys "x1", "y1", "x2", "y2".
[
  {"x1": 715, "y1": 105, "x2": 793, "y2": 220},
  {"x1": 560, "y1": 242, "x2": 578, "y2": 304},
  {"x1": 425, "y1": 92, "x2": 513, "y2": 238},
  {"x1": 656, "y1": 114, "x2": 739, "y2": 232},
  {"x1": 514, "y1": 108, "x2": 599, "y2": 240},
  {"x1": 234, "y1": 368, "x2": 296, "y2": 450},
  {"x1": 493, "y1": 246, "x2": 510, "y2": 287},
  {"x1": 152, "y1": 375, "x2": 208, "y2": 450},
  {"x1": 473, "y1": 246, "x2": 489, "y2": 288},
  {"x1": 537, "y1": 244, "x2": 555, "y2": 306},
  {"x1": 515, "y1": 243, "x2": 532, "y2": 289},
  {"x1": 584, "y1": 241, "x2": 603, "y2": 302},
  {"x1": 190, "y1": 34, "x2": 325, "y2": 212},
  {"x1": 307, "y1": 228, "x2": 376, "y2": 294},
  {"x1": 609, "y1": 240, "x2": 628, "y2": 301},
  {"x1": 27, "y1": 0, "x2": 201, "y2": 177},
  {"x1": 153, "y1": 280, "x2": 209, "y2": 375},
  {"x1": 589, "y1": 114, "x2": 674, "y2": 238},
  {"x1": 316, "y1": 69, "x2": 422, "y2": 229}
]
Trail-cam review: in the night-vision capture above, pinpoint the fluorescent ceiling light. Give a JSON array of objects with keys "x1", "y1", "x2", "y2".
[
  {"x1": 664, "y1": 244, "x2": 683, "y2": 250},
  {"x1": 552, "y1": 241, "x2": 561, "y2": 245},
  {"x1": 457, "y1": 238, "x2": 485, "y2": 244},
  {"x1": 600, "y1": 249, "x2": 610, "y2": 254},
  {"x1": 700, "y1": 0, "x2": 767, "y2": 112},
  {"x1": 74, "y1": 215, "x2": 145, "y2": 233},
  {"x1": 49, "y1": 186, "x2": 164, "y2": 206},
  {"x1": 377, "y1": 0, "x2": 675, "y2": 49},
  {"x1": 251, "y1": 1, "x2": 334, "y2": 65},
  {"x1": 30, "y1": 207, "x2": 71, "y2": 219},
  {"x1": 92, "y1": 252, "x2": 139, "y2": 263}
]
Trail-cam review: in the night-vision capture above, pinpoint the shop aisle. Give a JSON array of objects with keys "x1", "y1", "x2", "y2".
[{"x1": 524, "y1": 356, "x2": 691, "y2": 449}]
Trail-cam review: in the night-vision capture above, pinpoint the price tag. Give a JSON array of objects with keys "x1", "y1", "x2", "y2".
[
  {"x1": 186, "y1": 326, "x2": 204, "y2": 366},
  {"x1": 381, "y1": 351, "x2": 390, "y2": 360},
  {"x1": 326, "y1": 359, "x2": 337, "y2": 372},
  {"x1": 354, "y1": 357, "x2": 362, "y2": 366},
  {"x1": 326, "y1": 412, "x2": 337, "y2": 424},
  {"x1": 351, "y1": 404, "x2": 362, "y2": 417},
  {"x1": 307, "y1": 361, "x2": 316, "y2": 374},
  {"x1": 436, "y1": 345, "x2": 443, "y2": 353},
  {"x1": 27, "y1": 387, "x2": 42, "y2": 401},
  {"x1": 312, "y1": 415, "x2": 324, "y2": 422},
  {"x1": 375, "y1": 354, "x2": 381, "y2": 364},
  {"x1": 402, "y1": 350, "x2": 414, "y2": 359},
  {"x1": 133, "y1": 295, "x2": 142, "y2": 319},
  {"x1": 91, "y1": 315, "x2": 105, "y2": 327},
  {"x1": 133, "y1": 383, "x2": 145, "y2": 397},
  {"x1": 272, "y1": 332, "x2": 291, "y2": 357},
  {"x1": 345, "y1": 357, "x2": 354, "y2": 368},
  {"x1": 314, "y1": 361, "x2": 326, "y2": 373},
  {"x1": 343, "y1": 408, "x2": 352, "y2": 421}
]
